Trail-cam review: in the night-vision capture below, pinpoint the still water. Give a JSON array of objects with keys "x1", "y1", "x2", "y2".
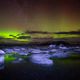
[{"x1": 4, "y1": 60, "x2": 80, "y2": 80}]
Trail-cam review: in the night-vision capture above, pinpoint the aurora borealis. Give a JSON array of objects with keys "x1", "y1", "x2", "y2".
[{"x1": 0, "y1": 0, "x2": 80, "y2": 33}]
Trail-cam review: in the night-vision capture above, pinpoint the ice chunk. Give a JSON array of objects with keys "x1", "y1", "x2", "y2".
[
  {"x1": 0, "y1": 50, "x2": 5, "y2": 55},
  {"x1": 0, "y1": 56, "x2": 4, "y2": 63},
  {"x1": 58, "y1": 44, "x2": 69, "y2": 50},
  {"x1": 4, "y1": 49, "x2": 14, "y2": 53},
  {"x1": 52, "y1": 50, "x2": 70, "y2": 58},
  {"x1": 29, "y1": 49, "x2": 42, "y2": 54},
  {"x1": 50, "y1": 49, "x2": 57, "y2": 53},
  {"x1": 30, "y1": 54, "x2": 53, "y2": 65},
  {"x1": 49, "y1": 44, "x2": 56, "y2": 48}
]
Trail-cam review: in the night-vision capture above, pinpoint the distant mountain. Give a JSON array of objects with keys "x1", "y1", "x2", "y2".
[
  {"x1": 24, "y1": 31, "x2": 54, "y2": 34},
  {"x1": 55, "y1": 30, "x2": 80, "y2": 34}
]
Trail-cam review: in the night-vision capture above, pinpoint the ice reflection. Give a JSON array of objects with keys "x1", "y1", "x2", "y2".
[
  {"x1": 12, "y1": 58, "x2": 24, "y2": 63},
  {"x1": 0, "y1": 55, "x2": 4, "y2": 70}
]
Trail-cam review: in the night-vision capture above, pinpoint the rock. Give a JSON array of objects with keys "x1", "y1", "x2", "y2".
[{"x1": 0, "y1": 50, "x2": 5, "y2": 55}]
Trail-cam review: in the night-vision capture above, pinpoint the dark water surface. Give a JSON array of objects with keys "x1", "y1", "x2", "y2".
[{"x1": 3, "y1": 60, "x2": 80, "y2": 80}]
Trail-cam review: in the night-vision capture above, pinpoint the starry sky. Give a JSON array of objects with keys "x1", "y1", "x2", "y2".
[{"x1": 0, "y1": 0, "x2": 80, "y2": 33}]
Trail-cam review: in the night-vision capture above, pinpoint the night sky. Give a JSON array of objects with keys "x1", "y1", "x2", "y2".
[{"x1": 0, "y1": 0, "x2": 80, "y2": 32}]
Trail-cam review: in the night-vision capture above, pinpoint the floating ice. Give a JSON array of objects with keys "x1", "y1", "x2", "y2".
[
  {"x1": 18, "y1": 51, "x2": 28, "y2": 55},
  {"x1": 49, "y1": 44, "x2": 56, "y2": 48},
  {"x1": 4, "y1": 48, "x2": 29, "y2": 55},
  {"x1": 52, "y1": 50, "x2": 70, "y2": 58},
  {"x1": 14, "y1": 49, "x2": 28, "y2": 55},
  {"x1": 29, "y1": 49, "x2": 42, "y2": 54},
  {"x1": 41, "y1": 50, "x2": 49, "y2": 54},
  {"x1": 59, "y1": 44, "x2": 69, "y2": 50},
  {"x1": 0, "y1": 50, "x2": 5, "y2": 55},
  {"x1": 50, "y1": 49, "x2": 57, "y2": 53},
  {"x1": 4, "y1": 49, "x2": 14, "y2": 53},
  {"x1": 30, "y1": 54, "x2": 53, "y2": 65}
]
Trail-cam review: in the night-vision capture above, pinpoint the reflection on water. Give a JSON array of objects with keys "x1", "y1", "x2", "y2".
[{"x1": 0, "y1": 55, "x2": 4, "y2": 70}]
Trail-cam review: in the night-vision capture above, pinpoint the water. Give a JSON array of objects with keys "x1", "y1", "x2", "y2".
[
  {"x1": 4, "y1": 60, "x2": 80, "y2": 80},
  {"x1": 0, "y1": 44, "x2": 80, "y2": 80}
]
